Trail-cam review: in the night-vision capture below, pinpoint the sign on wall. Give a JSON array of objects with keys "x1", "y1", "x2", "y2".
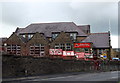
[
  {"x1": 102, "y1": 53, "x2": 107, "y2": 59},
  {"x1": 49, "y1": 49, "x2": 62, "y2": 55},
  {"x1": 63, "y1": 51, "x2": 75, "y2": 56},
  {"x1": 85, "y1": 53, "x2": 93, "y2": 58},
  {"x1": 75, "y1": 52, "x2": 85, "y2": 58},
  {"x1": 74, "y1": 43, "x2": 91, "y2": 48}
]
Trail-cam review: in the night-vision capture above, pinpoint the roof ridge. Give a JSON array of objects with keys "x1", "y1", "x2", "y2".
[
  {"x1": 77, "y1": 25, "x2": 90, "y2": 26},
  {"x1": 18, "y1": 28, "x2": 25, "y2": 32},
  {"x1": 19, "y1": 22, "x2": 88, "y2": 37},
  {"x1": 90, "y1": 32, "x2": 109, "y2": 34},
  {"x1": 30, "y1": 22, "x2": 74, "y2": 25}
]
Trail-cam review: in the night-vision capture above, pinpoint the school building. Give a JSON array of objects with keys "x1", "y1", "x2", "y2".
[{"x1": 4, "y1": 22, "x2": 112, "y2": 60}]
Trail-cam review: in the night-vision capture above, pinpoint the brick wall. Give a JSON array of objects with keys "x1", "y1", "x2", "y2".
[
  {"x1": 50, "y1": 32, "x2": 73, "y2": 48},
  {"x1": 76, "y1": 36, "x2": 86, "y2": 42}
]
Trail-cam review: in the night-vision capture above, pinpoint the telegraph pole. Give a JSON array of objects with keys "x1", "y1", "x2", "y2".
[
  {"x1": 109, "y1": 19, "x2": 111, "y2": 32},
  {"x1": 108, "y1": 19, "x2": 111, "y2": 60}
]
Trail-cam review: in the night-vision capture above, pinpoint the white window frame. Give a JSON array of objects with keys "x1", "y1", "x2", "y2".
[
  {"x1": 52, "y1": 33, "x2": 59, "y2": 39},
  {"x1": 55, "y1": 44, "x2": 59, "y2": 49},
  {"x1": 70, "y1": 33, "x2": 77, "y2": 40},
  {"x1": 84, "y1": 48, "x2": 89, "y2": 53},
  {"x1": 7, "y1": 44, "x2": 21, "y2": 55},
  {"x1": 22, "y1": 34, "x2": 25, "y2": 38},
  {"x1": 28, "y1": 34, "x2": 33, "y2": 40},
  {"x1": 66, "y1": 43, "x2": 71, "y2": 51},
  {"x1": 30, "y1": 44, "x2": 45, "y2": 56}
]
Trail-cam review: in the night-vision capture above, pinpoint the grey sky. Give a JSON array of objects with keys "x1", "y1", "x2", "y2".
[{"x1": 0, "y1": 1, "x2": 118, "y2": 48}]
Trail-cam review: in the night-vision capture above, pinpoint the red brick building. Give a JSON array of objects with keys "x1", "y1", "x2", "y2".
[
  {"x1": 0, "y1": 38, "x2": 7, "y2": 54},
  {"x1": 4, "y1": 22, "x2": 111, "y2": 59}
]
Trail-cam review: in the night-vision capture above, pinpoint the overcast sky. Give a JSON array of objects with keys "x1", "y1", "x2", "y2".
[{"x1": 0, "y1": 1, "x2": 118, "y2": 48}]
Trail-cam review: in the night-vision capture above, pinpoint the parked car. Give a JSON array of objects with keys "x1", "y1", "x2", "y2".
[{"x1": 112, "y1": 57, "x2": 120, "y2": 61}]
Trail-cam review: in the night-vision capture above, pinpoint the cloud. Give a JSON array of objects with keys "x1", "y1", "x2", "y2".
[
  {"x1": 68, "y1": 2, "x2": 118, "y2": 35},
  {"x1": 111, "y1": 35, "x2": 118, "y2": 48},
  {"x1": 1, "y1": 2, "x2": 118, "y2": 38}
]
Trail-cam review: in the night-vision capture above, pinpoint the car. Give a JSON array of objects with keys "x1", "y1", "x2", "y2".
[{"x1": 112, "y1": 57, "x2": 120, "y2": 61}]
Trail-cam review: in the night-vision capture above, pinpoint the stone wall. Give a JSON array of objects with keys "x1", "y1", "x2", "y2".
[{"x1": 2, "y1": 55, "x2": 119, "y2": 78}]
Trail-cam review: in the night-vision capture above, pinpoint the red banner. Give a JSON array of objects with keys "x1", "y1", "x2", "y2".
[
  {"x1": 85, "y1": 53, "x2": 91, "y2": 55},
  {"x1": 75, "y1": 52, "x2": 85, "y2": 58},
  {"x1": 74, "y1": 43, "x2": 91, "y2": 48},
  {"x1": 49, "y1": 49, "x2": 62, "y2": 55},
  {"x1": 63, "y1": 51, "x2": 75, "y2": 56}
]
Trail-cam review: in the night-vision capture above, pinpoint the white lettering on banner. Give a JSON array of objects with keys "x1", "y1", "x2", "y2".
[
  {"x1": 63, "y1": 51, "x2": 66, "y2": 55},
  {"x1": 76, "y1": 44, "x2": 89, "y2": 46},
  {"x1": 63, "y1": 51, "x2": 75, "y2": 56},
  {"x1": 74, "y1": 43, "x2": 91, "y2": 48},
  {"x1": 75, "y1": 52, "x2": 85, "y2": 58},
  {"x1": 49, "y1": 49, "x2": 62, "y2": 55}
]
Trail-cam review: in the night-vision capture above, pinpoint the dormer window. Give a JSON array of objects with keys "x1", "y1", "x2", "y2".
[
  {"x1": 70, "y1": 33, "x2": 77, "y2": 40},
  {"x1": 20, "y1": 34, "x2": 33, "y2": 40},
  {"x1": 20, "y1": 34, "x2": 26, "y2": 38},
  {"x1": 22, "y1": 34, "x2": 25, "y2": 38},
  {"x1": 28, "y1": 34, "x2": 33, "y2": 40},
  {"x1": 52, "y1": 33, "x2": 59, "y2": 39}
]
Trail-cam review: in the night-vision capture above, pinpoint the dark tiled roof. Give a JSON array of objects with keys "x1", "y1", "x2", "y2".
[
  {"x1": 15, "y1": 28, "x2": 25, "y2": 35},
  {"x1": 77, "y1": 25, "x2": 90, "y2": 34},
  {"x1": 112, "y1": 48, "x2": 120, "y2": 52},
  {"x1": 77, "y1": 25, "x2": 90, "y2": 31},
  {"x1": 0, "y1": 37, "x2": 7, "y2": 43},
  {"x1": 0, "y1": 37, "x2": 7, "y2": 46},
  {"x1": 82, "y1": 32, "x2": 110, "y2": 48},
  {"x1": 17, "y1": 22, "x2": 87, "y2": 37}
]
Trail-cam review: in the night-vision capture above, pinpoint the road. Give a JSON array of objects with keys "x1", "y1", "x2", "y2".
[{"x1": 2, "y1": 71, "x2": 119, "y2": 83}]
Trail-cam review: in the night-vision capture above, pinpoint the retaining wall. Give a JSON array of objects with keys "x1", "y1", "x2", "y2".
[{"x1": 2, "y1": 55, "x2": 120, "y2": 78}]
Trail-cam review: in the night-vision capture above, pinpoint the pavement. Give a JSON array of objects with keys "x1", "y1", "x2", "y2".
[{"x1": 2, "y1": 71, "x2": 120, "y2": 83}]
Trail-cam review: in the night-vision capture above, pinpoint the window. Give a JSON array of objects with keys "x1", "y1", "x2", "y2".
[
  {"x1": 60, "y1": 44, "x2": 65, "y2": 50},
  {"x1": 30, "y1": 44, "x2": 45, "y2": 56},
  {"x1": 52, "y1": 33, "x2": 59, "y2": 39},
  {"x1": 98, "y1": 49, "x2": 102, "y2": 54},
  {"x1": 30, "y1": 45, "x2": 34, "y2": 55},
  {"x1": 17, "y1": 45, "x2": 21, "y2": 50},
  {"x1": 7, "y1": 45, "x2": 11, "y2": 54},
  {"x1": 74, "y1": 48, "x2": 78, "y2": 52},
  {"x1": 49, "y1": 38, "x2": 52, "y2": 42},
  {"x1": 16, "y1": 45, "x2": 21, "y2": 55},
  {"x1": 75, "y1": 48, "x2": 84, "y2": 52},
  {"x1": 30, "y1": 46, "x2": 34, "y2": 50},
  {"x1": 22, "y1": 34, "x2": 25, "y2": 38},
  {"x1": 54, "y1": 43, "x2": 72, "y2": 51},
  {"x1": 41, "y1": 44, "x2": 44, "y2": 51},
  {"x1": 80, "y1": 48, "x2": 84, "y2": 52},
  {"x1": 40, "y1": 52, "x2": 45, "y2": 57},
  {"x1": 74, "y1": 48, "x2": 90, "y2": 53},
  {"x1": 7, "y1": 44, "x2": 21, "y2": 55},
  {"x1": 7, "y1": 45, "x2": 11, "y2": 50},
  {"x1": 66, "y1": 43, "x2": 72, "y2": 51},
  {"x1": 98, "y1": 49, "x2": 106, "y2": 54},
  {"x1": 12, "y1": 45, "x2": 16, "y2": 50},
  {"x1": 55, "y1": 44, "x2": 59, "y2": 49},
  {"x1": 28, "y1": 34, "x2": 33, "y2": 40},
  {"x1": 84, "y1": 48, "x2": 89, "y2": 53},
  {"x1": 70, "y1": 33, "x2": 77, "y2": 40}
]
